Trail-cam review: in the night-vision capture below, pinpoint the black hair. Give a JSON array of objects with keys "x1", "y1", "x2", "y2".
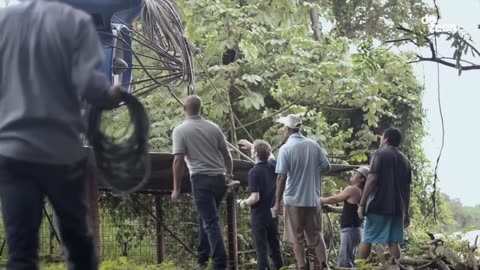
[{"x1": 383, "y1": 127, "x2": 403, "y2": 147}]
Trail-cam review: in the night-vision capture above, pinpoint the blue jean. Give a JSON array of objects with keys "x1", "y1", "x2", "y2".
[
  {"x1": 0, "y1": 156, "x2": 97, "y2": 270},
  {"x1": 192, "y1": 174, "x2": 227, "y2": 270},
  {"x1": 251, "y1": 218, "x2": 284, "y2": 270},
  {"x1": 338, "y1": 227, "x2": 361, "y2": 268}
]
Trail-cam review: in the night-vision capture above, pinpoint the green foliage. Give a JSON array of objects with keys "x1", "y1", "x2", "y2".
[
  {"x1": 97, "y1": 0, "x2": 455, "y2": 266},
  {"x1": 42, "y1": 258, "x2": 177, "y2": 270},
  {"x1": 354, "y1": 259, "x2": 375, "y2": 270},
  {"x1": 439, "y1": 194, "x2": 480, "y2": 233},
  {"x1": 101, "y1": 257, "x2": 176, "y2": 270},
  {"x1": 322, "y1": 0, "x2": 432, "y2": 39}
]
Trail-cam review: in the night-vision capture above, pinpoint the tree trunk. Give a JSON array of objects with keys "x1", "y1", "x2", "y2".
[{"x1": 309, "y1": 8, "x2": 323, "y2": 41}]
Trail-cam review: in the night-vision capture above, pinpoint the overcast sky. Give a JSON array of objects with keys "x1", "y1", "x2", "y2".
[{"x1": 415, "y1": 0, "x2": 480, "y2": 207}]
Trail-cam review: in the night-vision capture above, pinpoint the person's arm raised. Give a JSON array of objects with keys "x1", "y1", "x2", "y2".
[{"x1": 320, "y1": 186, "x2": 355, "y2": 205}]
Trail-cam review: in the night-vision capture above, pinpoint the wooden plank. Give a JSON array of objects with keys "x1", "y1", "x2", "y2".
[{"x1": 88, "y1": 149, "x2": 360, "y2": 193}]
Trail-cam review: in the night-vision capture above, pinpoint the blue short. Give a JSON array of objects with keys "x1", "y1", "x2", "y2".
[{"x1": 362, "y1": 213, "x2": 403, "y2": 244}]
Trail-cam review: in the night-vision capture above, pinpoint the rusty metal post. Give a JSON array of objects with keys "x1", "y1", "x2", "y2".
[
  {"x1": 87, "y1": 167, "x2": 101, "y2": 258},
  {"x1": 226, "y1": 190, "x2": 238, "y2": 270},
  {"x1": 155, "y1": 193, "x2": 165, "y2": 264}
]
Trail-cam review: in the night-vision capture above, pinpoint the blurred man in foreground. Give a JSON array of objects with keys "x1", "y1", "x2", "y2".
[{"x1": 0, "y1": 1, "x2": 122, "y2": 269}]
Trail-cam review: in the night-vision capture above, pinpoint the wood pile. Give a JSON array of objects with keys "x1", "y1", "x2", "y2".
[{"x1": 337, "y1": 233, "x2": 479, "y2": 270}]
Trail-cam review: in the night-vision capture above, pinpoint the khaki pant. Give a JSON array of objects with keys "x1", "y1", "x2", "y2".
[{"x1": 284, "y1": 205, "x2": 327, "y2": 265}]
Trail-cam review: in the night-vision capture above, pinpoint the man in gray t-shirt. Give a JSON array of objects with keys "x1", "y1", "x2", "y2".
[
  {"x1": 0, "y1": 1, "x2": 121, "y2": 269},
  {"x1": 171, "y1": 95, "x2": 233, "y2": 270}
]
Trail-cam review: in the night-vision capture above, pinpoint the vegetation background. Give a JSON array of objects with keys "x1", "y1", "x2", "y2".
[{"x1": 0, "y1": 0, "x2": 479, "y2": 269}]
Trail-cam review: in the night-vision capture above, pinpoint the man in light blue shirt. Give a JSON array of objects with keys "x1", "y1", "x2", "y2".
[{"x1": 273, "y1": 114, "x2": 330, "y2": 270}]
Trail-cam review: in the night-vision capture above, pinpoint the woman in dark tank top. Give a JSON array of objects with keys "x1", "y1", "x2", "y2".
[
  {"x1": 320, "y1": 166, "x2": 369, "y2": 268},
  {"x1": 341, "y1": 200, "x2": 362, "y2": 228}
]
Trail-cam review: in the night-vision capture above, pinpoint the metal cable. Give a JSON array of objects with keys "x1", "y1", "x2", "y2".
[
  {"x1": 111, "y1": 34, "x2": 251, "y2": 161},
  {"x1": 87, "y1": 91, "x2": 151, "y2": 194},
  {"x1": 141, "y1": 0, "x2": 195, "y2": 94}
]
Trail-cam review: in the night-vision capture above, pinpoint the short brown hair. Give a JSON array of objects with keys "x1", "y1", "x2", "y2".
[{"x1": 253, "y1": 140, "x2": 272, "y2": 162}]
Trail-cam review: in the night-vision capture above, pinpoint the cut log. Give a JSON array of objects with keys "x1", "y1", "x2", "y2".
[
  {"x1": 435, "y1": 260, "x2": 451, "y2": 270},
  {"x1": 435, "y1": 246, "x2": 446, "y2": 256},
  {"x1": 397, "y1": 258, "x2": 433, "y2": 267}
]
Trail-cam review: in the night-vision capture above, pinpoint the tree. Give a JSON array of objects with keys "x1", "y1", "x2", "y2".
[
  {"x1": 101, "y1": 0, "x2": 447, "y2": 265},
  {"x1": 388, "y1": 1, "x2": 480, "y2": 74}
]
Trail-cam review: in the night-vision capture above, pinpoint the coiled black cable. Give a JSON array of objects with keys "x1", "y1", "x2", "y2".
[{"x1": 87, "y1": 91, "x2": 151, "y2": 193}]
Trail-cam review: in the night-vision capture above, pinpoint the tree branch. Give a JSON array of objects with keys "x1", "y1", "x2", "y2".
[
  {"x1": 416, "y1": 56, "x2": 480, "y2": 70},
  {"x1": 385, "y1": 38, "x2": 419, "y2": 46},
  {"x1": 235, "y1": 93, "x2": 306, "y2": 130},
  {"x1": 393, "y1": 25, "x2": 480, "y2": 71},
  {"x1": 429, "y1": 31, "x2": 480, "y2": 57},
  {"x1": 440, "y1": 57, "x2": 477, "y2": 66}
]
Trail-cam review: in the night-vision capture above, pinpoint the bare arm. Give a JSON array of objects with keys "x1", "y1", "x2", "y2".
[
  {"x1": 405, "y1": 168, "x2": 413, "y2": 214},
  {"x1": 359, "y1": 173, "x2": 377, "y2": 207},
  {"x1": 330, "y1": 206, "x2": 343, "y2": 213},
  {"x1": 274, "y1": 174, "x2": 287, "y2": 209},
  {"x1": 238, "y1": 139, "x2": 275, "y2": 160},
  {"x1": 321, "y1": 186, "x2": 355, "y2": 205},
  {"x1": 324, "y1": 205, "x2": 343, "y2": 214},
  {"x1": 172, "y1": 154, "x2": 186, "y2": 193},
  {"x1": 240, "y1": 192, "x2": 260, "y2": 208}
]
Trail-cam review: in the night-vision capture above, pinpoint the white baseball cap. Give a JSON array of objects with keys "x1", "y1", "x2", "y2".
[
  {"x1": 354, "y1": 166, "x2": 370, "y2": 179},
  {"x1": 277, "y1": 114, "x2": 302, "y2": 129}
]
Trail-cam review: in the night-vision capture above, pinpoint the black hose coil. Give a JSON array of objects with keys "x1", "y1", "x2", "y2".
[{"x1": 87, "y1": 91, "x2": 151, "y2": 193}]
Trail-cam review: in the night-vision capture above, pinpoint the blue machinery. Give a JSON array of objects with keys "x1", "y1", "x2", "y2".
[
  {"x1": 63, "y1": 0, "x2": 143, "y2": 93},
  {"x1": 63, "y1": 0, "x2": 194, "y2": 95}
]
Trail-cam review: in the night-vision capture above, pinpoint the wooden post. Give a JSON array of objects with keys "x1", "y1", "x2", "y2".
[
  {"x1": 155, "y1": 194, "x2": 165, "y2": 264},
  {"x1": 226, "y1": 190, "x2": 238, "y2": 270},
  {"x1": 87, "y1": 167, "x2": 101, "y2": 259}
]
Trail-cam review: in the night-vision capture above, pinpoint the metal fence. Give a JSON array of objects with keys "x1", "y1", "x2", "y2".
[{"x1": 0, "y1": 189, "x2": 308, "y2": 269}]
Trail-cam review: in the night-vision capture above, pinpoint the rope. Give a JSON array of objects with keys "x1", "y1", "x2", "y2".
[
  {"x1": 109, "y1": 34, "x2": 253, "y2": 163},
  {"x1": 192, "y1": 53, "x2": 256, "y2": 142},
  {"x1": 87, "y1": 91, "x2": 151, "y2": 194},
  {"x1": 431, "y1": 33, "x2": 444, "y2": 221},
  {"x1": 426, "y1": 0, "x2": 444, "y2": 220},
  {"x1": 324, "y1": 210, "x2": 337, "y2": 263}
]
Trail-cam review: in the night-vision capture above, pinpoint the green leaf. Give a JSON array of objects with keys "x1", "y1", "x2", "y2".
[{"x1": 241, "y1": 74, "x2": 263, "y2": 85}]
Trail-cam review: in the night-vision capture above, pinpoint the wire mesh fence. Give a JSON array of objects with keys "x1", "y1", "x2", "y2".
[{"x1": 0, "y1": 188, "x2": 328, "y2": 268}]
